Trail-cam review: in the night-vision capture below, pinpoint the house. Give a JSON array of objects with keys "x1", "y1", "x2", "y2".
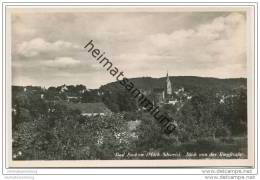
[
  {"x1": 127, "y1": 120, "x2": 141, "y2": 139},
  {"x1": 65, "y1": 102, "x2": 112, "y2": 117},
  {"x1": 67, "y1": 96, "x2": 79, "y2": 102},
  {"x1": 168, "y1": 99, "x2": 178, "y2": 105},
  {"x1": 60, "y1": 85, "x2": 68, "y2": 93}
]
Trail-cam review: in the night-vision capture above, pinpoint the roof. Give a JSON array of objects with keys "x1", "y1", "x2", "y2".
[
  {"x1": 65, "y1": 102, "x2": 112, "y2": 114},
  {"x1": 127, "y1": 120, "x2": 141, "y2": 131}
]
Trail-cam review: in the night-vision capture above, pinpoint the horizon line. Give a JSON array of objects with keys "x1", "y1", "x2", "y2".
[{"x1": 12, "y1": 75, "x2": 247, "y2": 89}]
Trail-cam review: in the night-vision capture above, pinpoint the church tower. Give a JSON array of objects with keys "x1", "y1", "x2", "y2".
[{"x1": 166, "y1": 71, "x2": 172, "y2": 96}]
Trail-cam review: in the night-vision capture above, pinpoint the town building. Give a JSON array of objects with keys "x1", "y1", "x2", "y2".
[
  {"x1": 64, "y1": 102, "x2": 112, "y2": 117},
  {"x1": 152, "y1": 71, "x2": 173, "y2": 105}
]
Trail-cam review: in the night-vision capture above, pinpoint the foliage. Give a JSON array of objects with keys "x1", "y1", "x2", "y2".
[{"x1": 12, "y1": 76, "x2": 247, "y2": 160}]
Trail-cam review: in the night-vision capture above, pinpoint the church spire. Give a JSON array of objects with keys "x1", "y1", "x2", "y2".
[{"x1": 166, "y1": 70, "x2": 172, "y2": 95}]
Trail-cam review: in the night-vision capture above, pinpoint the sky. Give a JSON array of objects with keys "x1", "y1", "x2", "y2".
[{"x1": 11, "y1": 9, "x2": 247, "y2": 89}]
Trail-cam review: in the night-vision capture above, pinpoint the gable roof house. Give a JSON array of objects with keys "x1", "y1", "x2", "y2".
[{"x1": 65, "y1": 102, "x2": 112, "y2": 117}]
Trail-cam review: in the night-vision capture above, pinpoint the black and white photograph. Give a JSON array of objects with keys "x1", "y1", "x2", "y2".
[{"x1": 7, "y1": 6, "x2": 255, "y2": 167}]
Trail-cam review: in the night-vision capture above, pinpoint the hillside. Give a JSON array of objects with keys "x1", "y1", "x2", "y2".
[
  {"x1": 12, "y1": 76, "x2": 247, "y2": 113},
  {"x1": 101, "y1": 76, "x2": 247, "y2": 93}
]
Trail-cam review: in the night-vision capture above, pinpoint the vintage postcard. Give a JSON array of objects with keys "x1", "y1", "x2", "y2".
[{"x1": 6, "y1": 6, "x2": 255, "y2": 167}]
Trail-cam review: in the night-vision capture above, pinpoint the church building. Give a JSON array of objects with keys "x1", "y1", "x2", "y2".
[
  {"x1": 165, "y1": 71, "x2": 173, "y2": 102},
  {"x1": 152, "y1": 71, "x2": 173, "y2": 105}
]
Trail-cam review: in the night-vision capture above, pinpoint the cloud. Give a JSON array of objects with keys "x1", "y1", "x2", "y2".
[
  {"x1": 100, "y1": 12, "x2": 246, "y2": 80},
  {"x1": 41, "y1": 57, "x2": 81, "y2": 67},
  {"x1": 122, "y1": 13, "x2": 247, "y2": 76},
  {"x1": 11, "y1": 11, "x2": 247, "y2": 88},
  {"x1": 17, "y1": 38, "x2": 80, "y2": 57}
]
